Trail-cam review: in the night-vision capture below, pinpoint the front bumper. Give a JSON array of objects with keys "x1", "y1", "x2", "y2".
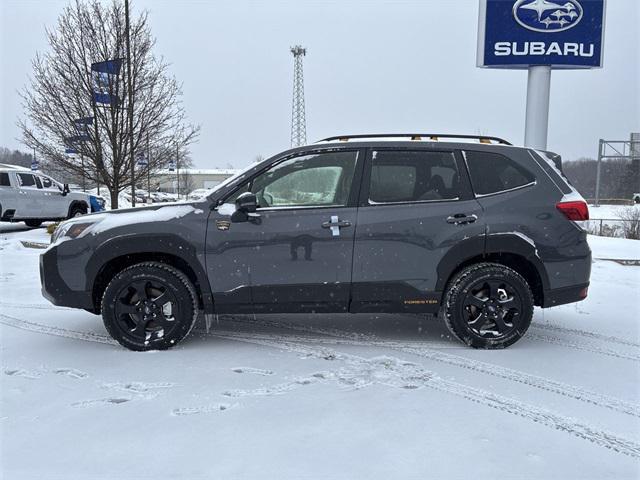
[{"x1": 40, "y1": 245, "x2": 94, "y2": 311}]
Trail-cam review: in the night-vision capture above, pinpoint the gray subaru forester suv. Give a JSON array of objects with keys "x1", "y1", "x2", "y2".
[{"x1": 40, "y1": 134, "x2": 591, "y2": 351}]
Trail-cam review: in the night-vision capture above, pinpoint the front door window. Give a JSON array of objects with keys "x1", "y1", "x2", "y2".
[{"x1": 246, "y1": 151, "x2": 358, "y2": 208}]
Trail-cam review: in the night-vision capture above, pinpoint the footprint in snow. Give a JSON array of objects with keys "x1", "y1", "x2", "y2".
[
  {"x1": 171, "y1": 403, "x2": 235, "y2": 416},
  {"x1": 54, "y1": 368, "x2": 88, "y2": 379},
  {"x1": 71, "y1": 397, "x2": 131, "y2": 408},
  {"x1": 101, "y1": 381, "x2": 175, "y2": 394},
  {"x1": 232, "y1": 367, "x2": 274, "y2": 376},
  {"x1": 4, "y1": 368, "x2": 41, "y2": 379}
]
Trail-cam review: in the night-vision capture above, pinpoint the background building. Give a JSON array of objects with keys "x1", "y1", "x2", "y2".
[{"x1": 152, "y1": 168, "x2": 238, "y2": 194}]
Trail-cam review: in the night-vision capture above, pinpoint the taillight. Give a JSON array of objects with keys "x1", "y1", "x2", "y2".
[{"x1": 556, "y1": 201, "x2": 589, "y2": 221}]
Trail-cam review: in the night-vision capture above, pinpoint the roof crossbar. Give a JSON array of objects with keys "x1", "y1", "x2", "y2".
[{"x1": 316, "y1": 133, "x2": 512, "y2": 145}]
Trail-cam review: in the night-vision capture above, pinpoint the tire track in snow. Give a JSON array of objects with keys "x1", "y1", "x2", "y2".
[
  {"x1": 0, "y1": 313, "x2": 117, "y2": 346},
  {"x1": 528, "y1": 333, "x2": 640, "y2": 362},
  {"x1": 213, "y1": 331, "x2": 640, "y2": 458},
  {"x1": 531, "y1": 323, "x2": 640, "y2": 349},
  {"x1": 3, "y1": 310, "x2": 638, "y2": 423},
  {"x1": 221, "y1": 318, "x2": 640, "y2": 418},
  {"x1": 0, "y1": 301, "x2": 73, "y2": 311},
  {"x1": 3, "y1": 301, "x2": 638, "y2": 349}
]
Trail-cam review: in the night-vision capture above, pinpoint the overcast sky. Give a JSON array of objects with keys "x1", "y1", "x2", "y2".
[{"x1": 1, "y1": 0, "x2": 638, "y2": 168}]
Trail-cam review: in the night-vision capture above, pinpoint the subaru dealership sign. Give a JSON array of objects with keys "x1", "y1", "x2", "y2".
[{"x1": 477, "y1": 0, "x2": 606, "y2": 69}]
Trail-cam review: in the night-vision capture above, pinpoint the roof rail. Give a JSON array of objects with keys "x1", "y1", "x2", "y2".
[{"x1": 316, "y1": 133, "x2": 512, "y2": 146}]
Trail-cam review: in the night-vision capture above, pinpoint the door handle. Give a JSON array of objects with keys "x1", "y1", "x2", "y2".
[
  {"x1": 446, "y1": 213, "x2": 478, "y2": 225},
  {"x1": 321, "y1": 215, "x2": 351, "y2": 236}
]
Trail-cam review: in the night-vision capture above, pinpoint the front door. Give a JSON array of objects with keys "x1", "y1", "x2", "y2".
[
  {"x1": 206, "y1": 149, "x2": 363, "y2": 313},
  {"x1": 37, "y1": 175, "x2": 68, "y2": 218},
  {"x1": 351, "y1": 148, "x2": 485, "y2": 313}
]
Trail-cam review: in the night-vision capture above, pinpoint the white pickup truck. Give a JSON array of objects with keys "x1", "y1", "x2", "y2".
[{"x1": 0, "y1": 164, "x2": 105, "y2": 227}]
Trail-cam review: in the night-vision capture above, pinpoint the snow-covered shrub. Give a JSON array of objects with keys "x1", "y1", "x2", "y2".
[{"x1": 617, "y1": 206, "x2": 640, "y2": 240}]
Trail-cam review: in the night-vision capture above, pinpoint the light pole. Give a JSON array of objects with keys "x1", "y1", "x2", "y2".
[
  {"x1": 147, "y1": 132, "x2": 151, "y2": 196},
  {"x1": 176, "y1": 142, "x2": 180, "y2": 200},
  {"x1": 124, "y1": 0, "x2": 135, "y2": 206}
]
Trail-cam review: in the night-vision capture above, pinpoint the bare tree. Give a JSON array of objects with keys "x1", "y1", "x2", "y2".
[
  {"x1": 178, "y1": 170, "x2": 195, "y2": 196},
  {"x1": 18, "y1": 0, "x2": 198, "y2": 208}
]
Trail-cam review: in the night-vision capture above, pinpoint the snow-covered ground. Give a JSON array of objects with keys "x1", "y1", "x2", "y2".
[
  {"x1": 588, "y1": 203, "x2": 639, "y2": 220},
  {"x1": 1, "y1": 223, "x2": 639, "y2": 479},
  {"x1": 581, "y1": 204, "x2": 640, "y2": 238}
]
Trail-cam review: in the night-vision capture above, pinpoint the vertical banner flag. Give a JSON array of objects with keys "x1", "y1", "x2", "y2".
[
  {"x1": 91, "y1": 59, "x2": 123, "y2": 105},
  {"x1": 136, "y1": 151, "x2": 148, "y2": 167},
  {"x1": 73, "y1": 117, "x2": 93, "y2": 141},
  {"x1": 31, "y1": 158, "x2": 38, "y2": 171},
  {"x1": 168, "y1": 159, "x2": 176, "y2": 172}
]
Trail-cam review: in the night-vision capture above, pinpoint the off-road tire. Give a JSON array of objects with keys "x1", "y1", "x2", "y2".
[
  {"x1": 101, "y1": 262, "x2": 199, "y2": 351},
  {"x1": 443, "y1": 262, "x2": 534, "y2": 349},
  {"x1": 68, "y1": 203, "x2": 87, "y2": 219}
]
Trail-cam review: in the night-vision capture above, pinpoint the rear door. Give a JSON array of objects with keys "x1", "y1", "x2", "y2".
[
  {"x1": 351, "y1": 148, "x2": 485, "y2": 312},
  {"x1": 206, "y1": 149, "x2": 363, "y2": 313},
  {"x1": 0, "y1": 172, "x2": 18, "y2": 216},
  {"x1": 15, "y1": 172, "x2": 43, "y2": 218}
]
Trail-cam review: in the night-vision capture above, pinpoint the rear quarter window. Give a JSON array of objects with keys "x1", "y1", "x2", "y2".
[
  {"x1": 464, "y1": 151, "x2": 535, "y2": 196},
  {"x1": 530, "y1": 150, "x2": 573, "y2": 195},
  {"x1": 0, "y1": 172, "x2": 10, "y2": 186}
]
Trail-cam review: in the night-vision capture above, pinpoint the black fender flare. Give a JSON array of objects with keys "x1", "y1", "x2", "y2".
[
  {"x1": 67, "y1": 200, "x2": 89, "y2": 218},
  {"x1": 86, "y1": 233, "x2": 213, "y2": 312},
  {"x1": 435, "y1": 233, "x2": 550, "y2": 292}
]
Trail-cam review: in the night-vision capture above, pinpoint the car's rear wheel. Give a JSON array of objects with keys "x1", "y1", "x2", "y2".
[
  {"x1": 443, "y1": 262, "x2": 533, "y2": 349},
  {"x1": 24, "y1": 219, "x2": 43, "y2": 227},
  {"x1": 101, "y1": 262, "x2": 198, "y2": 351}
]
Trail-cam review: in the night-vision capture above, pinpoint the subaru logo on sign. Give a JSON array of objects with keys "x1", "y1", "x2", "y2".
[{"x1": 513, "y1": 0, "x2": 583, "y2": 33}]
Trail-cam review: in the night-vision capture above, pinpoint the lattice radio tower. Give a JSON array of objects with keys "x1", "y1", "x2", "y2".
[{"x1": 290, "y1": 45, "x2": 307, "y2": 147}]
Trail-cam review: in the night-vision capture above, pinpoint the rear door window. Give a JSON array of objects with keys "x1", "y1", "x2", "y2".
[
  {"x1": 368, "y1": 150, "x2": 460, "y2": 203},
  {"x1": 17, "y1": 173, "x2": 37, "y2": 187},
  {"x1": 464, "y1": 151, "x2": 535, "y2": 196},
  {"x1": 0, "y1": 172, "x2": 10, "y2": 186}
]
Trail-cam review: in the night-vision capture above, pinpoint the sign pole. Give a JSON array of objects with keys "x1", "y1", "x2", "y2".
[
  {"x1": 176, "y1": 142, "x2": 180, "y2": 200},
  {"x1": 594, "y1": 139, "x2": 603, "y2": 207},
  {"x1": 147, "y1": 132, "x2": 151, "y2": 197},
  {"x1": 81, "y1": 153, "x2": 86, "y2": 192},
  {"x1": 524, "y1": 65, "x2": 551, "y2": 150}
]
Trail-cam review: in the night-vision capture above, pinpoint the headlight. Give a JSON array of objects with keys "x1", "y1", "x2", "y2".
[{"x1": 51, "y1": 220, "x2": 98, "y2": 244}]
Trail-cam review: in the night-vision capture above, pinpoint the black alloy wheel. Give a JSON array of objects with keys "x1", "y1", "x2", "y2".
[
  {"x1": 102, "y1": 262, "x2": 198, "y2": 351},
  {"x1": 462, "y1": 279, "x2": 523, "y2": 338},
  {"x1": 444, "y1": 262, "x2": 533, "y2": 349}
]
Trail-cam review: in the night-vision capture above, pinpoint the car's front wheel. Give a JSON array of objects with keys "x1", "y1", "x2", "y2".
[
  {"x1": 24, "y1": 220, "x2": 43, "y2": 227},
  {"x1": 101, "y1": 262, "x2": 199, "y2": 351},
  {"x1": 443, "y1": 262, "x2": 533, "y2": 349}
]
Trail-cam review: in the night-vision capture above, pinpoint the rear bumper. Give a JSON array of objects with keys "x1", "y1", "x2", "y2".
[
  {"x1": 542, "y1": 282, "x2": 589, "y2": 308},
  {"x1": 40, "y1": 246, "x2": 94, "y2": 310}
]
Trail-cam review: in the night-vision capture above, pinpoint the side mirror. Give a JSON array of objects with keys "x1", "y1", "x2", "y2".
[
  {"x1": 236, "y1": 191, "x2": 257, "y2": 213},
  {"x1": 62, "y1": 183, "x2": 70, "y2": 196},
  {"x1": 231, "y1": 192, "x2": 258, "y2": 223}
]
